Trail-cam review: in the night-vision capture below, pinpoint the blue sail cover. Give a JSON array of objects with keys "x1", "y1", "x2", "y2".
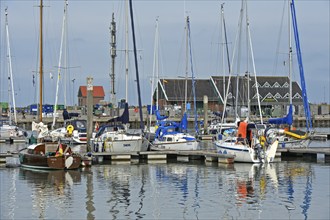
[
  {"x1": 107, "y1": 102, "x2": 129, "y2": 124},
  {"x1": 180, "y1": 113, "x2": 188, "y2": 132},
  {"x1": 268, "y1": 105, "x2": 293, "y2": 125}
]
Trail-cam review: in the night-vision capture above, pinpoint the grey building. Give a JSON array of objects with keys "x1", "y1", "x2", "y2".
[{"x1": 154, "y1": 76, "x2": 304, "y2": 118}]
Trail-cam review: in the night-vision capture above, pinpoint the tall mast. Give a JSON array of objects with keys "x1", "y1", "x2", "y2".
[
  {"x1": 220, "y1": 4, "x2": 226, "y2": 99},
  {"x1": 5, "y1": 8, "x2": 17, "y2": 124},
  {"x1": 288, "y1": 0, "x2": 293, "y2": 120},
  {"x1": 184, "y1": 16, "x2": 189, "y2": 113},
  {"x1": 245, "y1": 1, "x2": 262, "y2": 123},
  {"x1": 187, "y1": 17, "x2": 198, "y2": 134},
  {"x1": 52, "y1": 0, "x2": 67, "y2": 129},
  {"x1": 290, "y1": 0, "x2": 312, "y2": 131},
  {"x1": 129, "y1": 0, "x2": 144, "y2": 131},
  {"x1": 38, "y1": 0, "x2": 44, "y2": 122},
  {"x1": 149, "y1": 18, "x2": 159, "y2": 130},
  {"x1": 64, "y1": 0, "x2": 68, "y2": 107},
  {"x1": 110, "y1": 13, "x2": 117, "y2": 105},
  {"x1": 125, "y1": 0, "x2": 129, "y2": 103},
  {"x1": 235, "y1": 0, "x2": 244, "y2": 119}
]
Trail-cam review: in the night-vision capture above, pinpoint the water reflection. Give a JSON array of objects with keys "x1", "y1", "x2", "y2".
[
  {"x1": 19, "y1": 168, "x2": 82, "y2": 219},
  {"x1": 279, "y1": 162, "x2": 314, "y2": 220},
  {"x1": 0, "y1": 159, "x2": 320, "y2": 219},
  {"x1": 93, "y1": 164, "x2": 148, "y2": 219}
]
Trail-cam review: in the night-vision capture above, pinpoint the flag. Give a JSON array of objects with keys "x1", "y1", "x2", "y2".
[{"x1": 55, "y1": 144, "x2": 64, "y2": 157}]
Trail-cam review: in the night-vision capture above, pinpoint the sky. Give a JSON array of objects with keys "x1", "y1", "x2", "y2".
[{"x1": 0, "y1": 0, "x2": 329, "y2": 108}]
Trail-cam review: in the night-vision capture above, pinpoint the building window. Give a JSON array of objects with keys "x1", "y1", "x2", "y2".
[
  {"x1": 293, "y1": 93, "x2": 302, "y2": 99},
  {"x1": 263, "y1": 82, "x2": 271, "y2": 88},
  {"x1": 283, "y1": 93, "x2": 290, "y2": 98},
  {"x1": 274, "y1": 93, "x2": 282, "y2": 99},
  {"x1": 273, "y1": 82, "x2": 281, "y2": 88}
]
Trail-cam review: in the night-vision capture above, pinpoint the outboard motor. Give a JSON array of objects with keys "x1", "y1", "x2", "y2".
[{"x1": 253, "y1": 138, "x2": 265, "y2": 162}]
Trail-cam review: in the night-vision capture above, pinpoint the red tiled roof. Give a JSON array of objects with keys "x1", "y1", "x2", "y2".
[{"x1": 79, "y1": 86, "x2": 105, "y2": 97}]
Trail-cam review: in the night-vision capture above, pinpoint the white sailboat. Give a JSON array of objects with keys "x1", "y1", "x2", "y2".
[
  {"x1": 92, "y1": 103, "x2": 147, "y2": 153},
  {"x1": 0, "y1": 8, "x2": 27, "y2": 143},
  {"x1": 214, "y1": 1, "x2": 278, "y2": 163},
  {"x1": 206, "y1": 4, "x2": 240, "y2": 136},
  {"x1": 152, "y1": 16, "x2": 200, "y2": 151},
  {"x1": 46, "y1": 0, "x2": 87, "y2": 145},
  {"x1": 91, "y1": 1, "x2": 147, "y2": 153}
]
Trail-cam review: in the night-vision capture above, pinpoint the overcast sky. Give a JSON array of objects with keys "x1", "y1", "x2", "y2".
[{"x1": 0, "y1": 0, "x2": 329, "y2": 107}]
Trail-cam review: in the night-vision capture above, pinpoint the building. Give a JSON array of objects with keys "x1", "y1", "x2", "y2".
[
  {"x1": 78, "y1": 86, "x2": 105, "y2": 106},
  {"x1": 154, "y1": 76, "x2": 304, "y2": 118}
]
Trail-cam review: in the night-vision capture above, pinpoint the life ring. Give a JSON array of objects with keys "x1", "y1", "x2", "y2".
[
  {"x1": 67, "y1": 125, "x2": 74, "y2": 135},
  {"x1": 134, "y1": 107, "x2": 138, "y2": 113}
]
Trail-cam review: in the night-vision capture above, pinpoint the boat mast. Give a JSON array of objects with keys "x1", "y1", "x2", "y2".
[
  {"x1": 288, "y1": 0, "x2": 293, "y2": 129},
  {"x1": 245, "y1": 1, "x2": 263, "y2": 123},
  {"x1": 149, "y1": 17, "x2": 159, "y2": 130},
  {"x1": 184, "y1": 16, "x2": 189, "y2": 113},
  {"x1": 187, "y1": 17, "x2": 198, "y2": 134},
  {"x1": 125, "y1": 0, "x2": 129, "y2": 103},
  {"x1": 64, "y1": 0, "x2": 68, "y2": 107},
  {"x1": 235, "y1": 0, "x2": 244, "y2": 119},
  {"x1": 128, "y1": 0, "x2": 144, "y2": 131},
  {"x1": 53, "y1": 0, "x2": 67, "y2": 129},
  {"x1": 39, "y1": 0, "x2": 43, "y2": 122},
  {"x1": 5, "y1": 8, "x2": 17, "y2": 125},
  {"x1": 110, "y1": 12, "x2": 117, "y2": 105},
  {"x1": 290, "y1": 0, "x2": 312, "y2": 131}
]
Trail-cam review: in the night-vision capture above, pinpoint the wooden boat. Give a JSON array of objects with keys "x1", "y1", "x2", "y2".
[{"x1": 19, "y1": 142, "x2": 81, "y2": 170}]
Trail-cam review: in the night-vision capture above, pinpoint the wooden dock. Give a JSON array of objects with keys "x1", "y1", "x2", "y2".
[
  {"x1": 311, "y1": 132, "x2": 330, "y2": 141},
  {"x1": 92, "y1": 148, "x2": 235, "y2": 164},
  {"x1": 277, "y1": 147, "x2": 330, "y2": 163},
  {"x1": 0, "y1": 138, "x2": 27, "y2": 144},
  {"x1": 1, "y1": 147, "x2": 329, "y2": 166}
]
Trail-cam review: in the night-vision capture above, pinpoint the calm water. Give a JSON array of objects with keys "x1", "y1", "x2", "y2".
[{"x1": 0, "y1": 132, "x2": 329, "y2": 219}]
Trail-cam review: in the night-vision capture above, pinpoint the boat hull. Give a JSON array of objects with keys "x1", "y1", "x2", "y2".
[
  {"x1": 215, "y1": 138, "x2": 278, "y2": 163},
  {"x1": 216, "y1": 143, "x2": 257, "y2": 163},
  {"x1": 93, "y1": 139, "x2": 147, "y2": 153},
  {"x1": 152, "y1": 140, "x2": 199, "y2": 151},
  {"x1": 19, "y1": 153, "x2": 81, "y2": 170}
]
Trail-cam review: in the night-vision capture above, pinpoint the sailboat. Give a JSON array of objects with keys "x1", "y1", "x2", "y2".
[
  {"x1": 0, "y1": 8, "x2": 27, "y2": 143},
  {"x1": 266, "y1": 0, "x2": 312, "y2": 148},
  {"x1": 19, "y1": 0, "x2": 82, "y2": 169},
  {"x1": 91, "y1": 0, "x2": 147, "y2": 153},
  {"x1": 206, "y1": 4, "x2": 239, "y2": 136},
  {"x1": 214, "y1": 0, "x2": 278, "y2": 163},
  {"x1": 46, "y1": 0, "x2": 88, "y2": 145},
  {"x1": 152, "y1": 16, "x2": 200, "y2": 151}
]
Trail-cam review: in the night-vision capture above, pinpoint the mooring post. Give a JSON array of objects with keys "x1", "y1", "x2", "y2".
[
  {"x1": 86, "y1": 77, "x2": 93, "y2": 152},
  {"x1": 203, "y1": 95, "x2": 208, "y2": 134}
]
